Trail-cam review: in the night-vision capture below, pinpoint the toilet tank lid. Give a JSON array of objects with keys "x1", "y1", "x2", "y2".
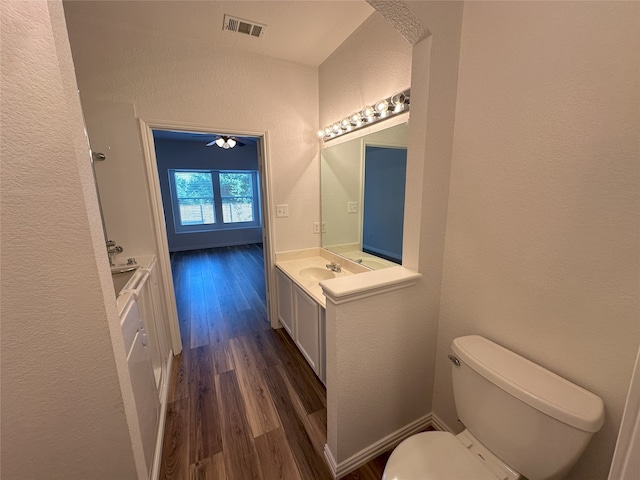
[{"x1": 452, "y1": 335, "x2": 604, "y2": 433}]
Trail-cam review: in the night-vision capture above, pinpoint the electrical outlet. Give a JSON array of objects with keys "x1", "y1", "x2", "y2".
[
  {"x1": 322, "y1": 222, "x2": 327, "y2": 233},
  {"x1": 313, "y1": 222, "x2": 320, "y2": 234},
  {"x1": 276, "y1": 204, "x2": 289, "y2": 217},
  {"x1": 348, "y1": 202, "x2": 358, "y2": 213}
]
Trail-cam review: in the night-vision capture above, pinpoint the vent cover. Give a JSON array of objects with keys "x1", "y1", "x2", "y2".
[{"x1": 223, "y1": 14, "x2": 266, "y2": 38}]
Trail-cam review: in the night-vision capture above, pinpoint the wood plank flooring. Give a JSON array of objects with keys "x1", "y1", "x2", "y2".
[{"x1": 160, "y1": 244, "x2": 391, "y2": 480}]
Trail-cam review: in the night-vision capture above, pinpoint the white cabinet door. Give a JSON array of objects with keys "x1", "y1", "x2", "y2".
[
  {"x1": 128, "y1": 330, "x2": 160, "y2": 476},
  {"x1": 141, "y1": 261, "x2": 170, "y2": 396},
  {"x1": 137, "y1": 277, "x2": 163, "y2": 394},
  {"x1": 276, "y1": 268, "x2": 295, "y2": 336},
  {"x1": 294, "y1": 285, "x2": 320, "y2": 372},
  {"x1": 122, "y1": 297, "x2": 160, "y2": 478}
]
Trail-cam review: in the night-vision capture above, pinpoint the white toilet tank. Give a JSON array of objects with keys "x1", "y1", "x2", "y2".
[{"x1": 451, "y1": 335, "x2": 604, "y2": 480}]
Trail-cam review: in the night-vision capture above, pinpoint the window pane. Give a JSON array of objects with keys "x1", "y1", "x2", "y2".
[
  {"x1": 220, "y1": 173, "x2": 254, "y2": 223},
  {"x1": 173, "y1": 171, "x2": 215, "y2": 225}
]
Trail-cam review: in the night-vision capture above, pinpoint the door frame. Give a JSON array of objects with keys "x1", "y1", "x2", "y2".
[{"x1": 138, "y1": 119, "x2": 277, "y2": 354}]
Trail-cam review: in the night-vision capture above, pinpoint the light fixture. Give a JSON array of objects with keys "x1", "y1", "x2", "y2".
[
  {"x1": 318, "y1": 88, "x2": 410, "y2": 142},
  {"x1": 213, "y1": 136, "x2": 238, "y2": 149}
]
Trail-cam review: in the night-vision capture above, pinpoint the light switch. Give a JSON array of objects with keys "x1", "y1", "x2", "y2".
[
  {"x1": 276, "y1": 204, "x2": 289, "y2": 217},
  {"x1": 313, "y1": 222, "x2": 320, "y2": 234},
  {"x1": 347, "y1": 202, "x2": 358, "y2": 213}
]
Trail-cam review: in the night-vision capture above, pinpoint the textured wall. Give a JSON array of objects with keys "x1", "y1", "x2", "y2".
[
  {"x1": 318, "y1": 11, "x2": 412, "y2": 129},
  {"x1": 434, "y1": 2, "x2": 640, "y2": 479},
  {"x1": 63, "y1": 1, "x2": 320, "y2": 254},
  {"x1": 326, "y1": 281, "x2": 431, "y2": 461},
  {"x1": 0, "y1": 1, "x2": 137, "y2": 478},
  {"x1": 83, "y1": 99, "x2": 158, "y2": 258},
  {"x1": 321, "y1": 139, "x2": 363, "y2": 247}
]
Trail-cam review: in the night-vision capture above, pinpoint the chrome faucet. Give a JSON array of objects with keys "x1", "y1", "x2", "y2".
[
  {"x1": 106, "y1": 240, "x2": 123, "y2": 266},
  {"x1": 326, "y1": 262, "x2": 341, "y2": 273}
]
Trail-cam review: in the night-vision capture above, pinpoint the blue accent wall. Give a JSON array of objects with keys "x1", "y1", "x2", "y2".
[{"x1": 362, "y1": 146, "x2": 407, "y2": 263}]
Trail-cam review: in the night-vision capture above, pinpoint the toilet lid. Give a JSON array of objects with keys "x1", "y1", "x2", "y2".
[{"x1": 383, "y1": 432, "x2": 499, "y2": 480}]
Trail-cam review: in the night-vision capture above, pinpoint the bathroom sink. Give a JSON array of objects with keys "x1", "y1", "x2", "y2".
[
  {"x1": 111, "y1": 269, "x2": 137, "y2": 296},
  {"x1": 110, "y1": 264, "x2": 139, "y2": 274},
  {"x1": 299, "y1": 267, "x2": 335, "y2": 282}
]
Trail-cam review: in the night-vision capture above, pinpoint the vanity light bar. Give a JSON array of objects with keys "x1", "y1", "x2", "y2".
[{"x1": 318, "y1": 89, "x2": 410, "y2": 142}]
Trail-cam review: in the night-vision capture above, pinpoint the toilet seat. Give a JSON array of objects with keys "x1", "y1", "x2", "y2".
[{"x1": 382, "y1": 432, "x2": 500, "y2": 480}]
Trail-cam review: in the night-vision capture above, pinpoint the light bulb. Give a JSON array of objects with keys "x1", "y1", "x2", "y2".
[
  {"x1": 324, "y1": 127, "x2": 332, "y2": 137},
  {"x1": 375, "y1": 99, "x2": 389, "y2": 113},
  {"x1": 362, "y1": 106, "x2": 374, "y2": 119},
  {"x1": 317, "y1": 130, "x2": 325, "y2": 138},
  {"x1": 227, "y1": 138, "x2": 237, "y2": 148},
  {"x1": 222, "y1": 142, "x2": 230, "y2": 149},
  {"x1": 215, "y1": 138, "x2": 225, "y2": 147},
  {"x1": 350, "y1": 113, "x2": 362, "y2": 125},
  {"x1": 331, "y1": 123, "x2": 341, "y2": 134},
  {"x1": 390, "y1": 91, "x2": 407, "y2": 110},
  {"x1": 340, "y1": 118, "x2": 350, "y2": 130}
]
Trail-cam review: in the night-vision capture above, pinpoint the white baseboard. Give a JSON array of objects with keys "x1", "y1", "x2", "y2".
[
  {"x1": 430, "y1": 412, "x2": 454, "y2": 433},
  {"x1": 324, "y1": 413, "x2": 434, "y2": 479}
]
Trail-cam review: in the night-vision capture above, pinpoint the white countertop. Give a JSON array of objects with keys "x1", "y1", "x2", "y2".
[
  {"x1": 275, "y1": 247, "x2": 421, "y2": 307},
  {"x1": 275, "y1": 248, "x2": 368, "y2": 307}
]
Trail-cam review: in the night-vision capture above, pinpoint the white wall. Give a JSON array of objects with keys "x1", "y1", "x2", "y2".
[
  {"x1": 1, "y1": 2, "x2": 138, "y2": 477},
  {"x1": 321, "y1": 139, "x2": 363, "y2": 247},
  {"x1": 84, "y1": 99, "x2": 158, "y2": 258},
  {"x1": 154, "y1": 137, "x2": 263, "y2": 251},
  {"x1": 433, "y1": 2, "x2": 640, "y2": 479},
  {"x1": 319, "y1": 11, "x2": 413, "y2": 128},
  {"x1": 63, "y1": 0, "x2": 320, "y2": 254}
]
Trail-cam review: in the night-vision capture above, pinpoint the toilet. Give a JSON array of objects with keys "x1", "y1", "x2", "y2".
[{"x1": 383, "y1": 335, "x2": 604, "y2": 480}]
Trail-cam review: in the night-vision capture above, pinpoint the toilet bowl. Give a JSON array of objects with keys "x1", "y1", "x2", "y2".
[
  {"x1": 382, "y1": 335, "x2": 604, "y2": 480},
  {"x1": 383, "y1": 430, "x2": 519, "y2": 480}
]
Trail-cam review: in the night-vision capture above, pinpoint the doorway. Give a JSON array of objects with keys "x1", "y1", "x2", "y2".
[{"x1": 138, "y1": 122, "x2": 277, "y2": 355}]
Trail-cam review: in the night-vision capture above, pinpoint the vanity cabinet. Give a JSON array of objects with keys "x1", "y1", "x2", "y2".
[
  {"x1": 275, "y1": 267, "x2": 326, "y2": 384},
  {"x1": 120, "y1": 294, "x2": 160, "y2": 478},
  {"x1": 118, "y1": 257, "x2": 172, "y2": 479},
  {"x1": 136, "y1": 260, "x2": 170, "y2": 397}
]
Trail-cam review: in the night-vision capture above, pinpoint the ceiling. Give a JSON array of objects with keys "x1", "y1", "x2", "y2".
[{"x1": 63, "y1": 1, "x2": 375, "y2": 67}]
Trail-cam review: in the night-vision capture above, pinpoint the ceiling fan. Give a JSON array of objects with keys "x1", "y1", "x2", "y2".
[{"x1": 206, "y1": 136, "x2": 245, "y2": 149}]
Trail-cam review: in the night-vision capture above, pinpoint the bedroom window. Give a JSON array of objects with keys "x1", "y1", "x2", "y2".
[{"x1": 169, "y1": 169, "x2": 260, "y2": 232}]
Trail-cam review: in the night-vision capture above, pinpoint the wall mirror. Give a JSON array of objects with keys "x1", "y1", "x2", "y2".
[{"x1": 321, "y1": 122, "x2": 408, "y2": 269}]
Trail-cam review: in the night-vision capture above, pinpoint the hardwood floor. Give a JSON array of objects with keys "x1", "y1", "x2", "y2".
[{"x1": 160, "y1": 245, "x2": 391, "y2": 480}]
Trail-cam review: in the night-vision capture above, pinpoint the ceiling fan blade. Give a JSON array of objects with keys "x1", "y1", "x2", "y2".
[
  {"x1": 206, "y1": 140, "x2": 217, "y2": 147},
  {"x1": 236, "y1": 140, "x2": 246, "y2": 147}
]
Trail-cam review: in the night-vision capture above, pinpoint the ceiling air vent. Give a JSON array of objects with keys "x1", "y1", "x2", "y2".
[{"x1": 223, "y1": 14, "x2": 266, "y2": 38}]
